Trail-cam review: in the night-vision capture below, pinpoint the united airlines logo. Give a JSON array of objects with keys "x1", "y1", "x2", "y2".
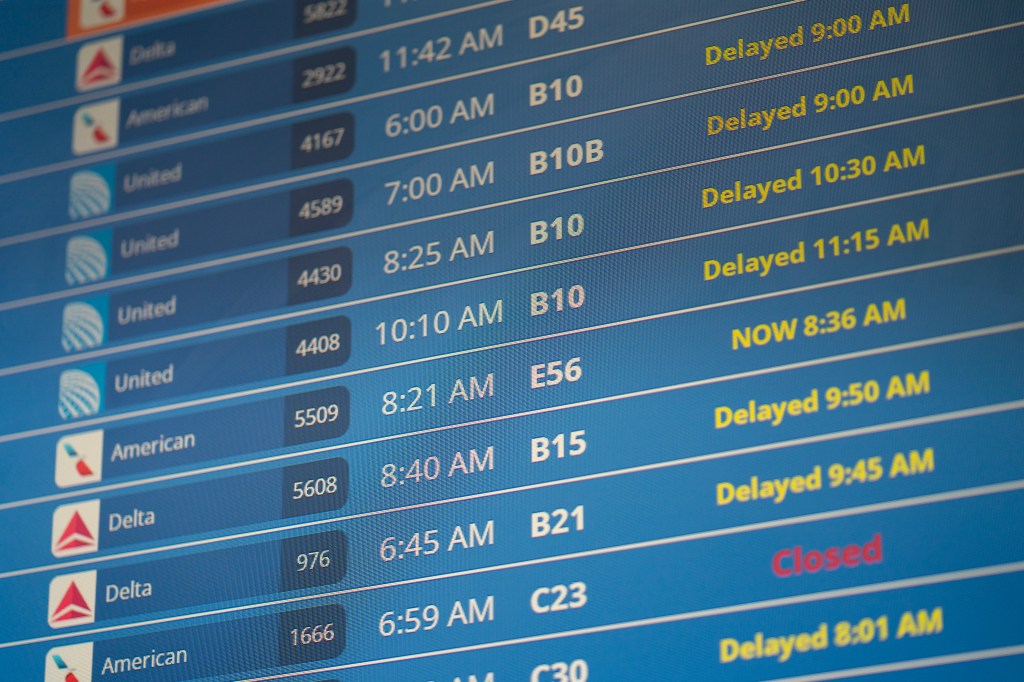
[
  {"x1": 48, "y1": 571, "x2": 97, "y2": 628},
  {"x1": 68, "y1": 167, "x2": 114, "y2": 220},
  {"x1": 75, "y1": 36, "x2": 123, "y2": 92},
  {"x1": 72, "y1": 99, "x2": 120, "y2": 156},
  {"x1": 62, "y1": 300, "x2": 106, "y2": 353},
  {"x1": 45, "y1": 642, "x2": 93, "y2": 682},
  {"x1": 65, "y1": 234, "x2": 110, "y2": 286},
  {"x1": 58, "y1": 365, "x2": 104, "y2": 420},
  {"x1": 55, "y1": 429, "x2": 105, "y2": 488},
  {"x1": 51, "y1": 500, "x2": 101, "y2": 558}
]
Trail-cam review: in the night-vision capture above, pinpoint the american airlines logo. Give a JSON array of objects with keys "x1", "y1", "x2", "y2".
[
  {"x1": 78, "y1": 0, "x2": 126, "y2": 30},
  {"x1": 72, "y1": 99, "x2": 121, "y2": 156},
  {"x1": 46, "y1": 642, "x2": 93, "y2": 682},
  {"x1": 55, "y1": 429, "x2": 105, "y2": 489}
]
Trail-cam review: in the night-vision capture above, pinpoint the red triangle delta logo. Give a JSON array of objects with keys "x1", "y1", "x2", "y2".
[
  {"x1": 48, "y1": 570, "x2": 97, "y2": 629},
  {"x1": 52, "y1": 581, "x2": 93, "y2": 623},
  {"x1": 57, "y1": 511, "x2": 97, "y2": 552},
  {"x1": 81, "y1": 49, "x2": 117, "y2": 86}
]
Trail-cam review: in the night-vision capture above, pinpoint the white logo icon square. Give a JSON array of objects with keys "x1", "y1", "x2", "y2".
[
  {"x1": 76, "y1": 36, "x2": 123, "y2": 92},
  {"x1": 72, "y1": 99, "x2": 120, "y2": 156},
  {"x1": 46, "y1": 641, "x2": 94, "y2": 682},
  {"x1": 52, "y1": 499, "x2": 101, "y2": 558},
  {"x1": 79, "y1": 0, "x2": 126, "y2": 30},
  {"x1": 48, "y1": 570, "x2": 98, "y2": 629},
  {"x1": 55, "y1": 430, "x2": 105, "y2": 488}
]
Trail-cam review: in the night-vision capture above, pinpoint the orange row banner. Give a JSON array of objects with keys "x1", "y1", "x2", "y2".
[{"x1": 67, "y1": 0, "x2": 234, "y2": 38}]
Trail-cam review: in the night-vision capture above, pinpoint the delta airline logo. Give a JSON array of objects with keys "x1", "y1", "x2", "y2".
[
  {"x1": 75, "y1": 36, "x2": 123, "y2": 92},
  {"x1": 78, "y1": 0, "x2": 126, "y2": 30},
  {"x1": 72, "y1": 99, "x2": 120, "y2": 156},
  {"x1": 55, "y1": 430, "x2": 105, "y2": 488},
  {"x1": 52, "y1": 500, "x2": 101, "y2": 558},
  {"x1": 49, "y1": 571, "x2": 98, "y2": 628},
  {"x1": 46, "y1": 642, "x2": 93, "y2": 682}
]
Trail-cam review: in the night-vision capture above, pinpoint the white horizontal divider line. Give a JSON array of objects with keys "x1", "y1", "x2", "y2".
[
  {"x1": 1, "y1": 246, "x2": 1022, "y2": 448},
  {"x1": 0, "y1": 321, "x2": 1020, "y2": 579},
  {"x1": 3, "y1": 13, "x2": 1023, "y2": 310},
  {"x1": 2, "y1": 478, "x2": 1021, "y2": 649},
  {"x1": 0, "y1": 0, "x2": 515, "y2": 124},
  {"x1": 1, "y1": 193, "x2": 1022, "y2": 381},
  {"x1": 0, "y1": 0, "x2": 798, "y2": 177},
  {"x1": 2, "y1": 386, "x2": 1022, "y2": 514},
  {"x1": 2, "y1": 148, "x2": 1022, "y2": 319},
  {"x1": 248, "y1": 558, "x2": 1024, "y2": 680},
  {"x1": 0, "y1": 0, "x2": 248, "y2": 64},
  {"x1": 0, "y1": 3, "x2": 1017, "y2": 678},
  {"x1": 0, "y1": 242, "x2": 1021, "y2": 511},
  {"x1": 0, "y1": 0, "x2": 801, "y2": 122},
  {"x1": 764, "y1": 645, "x2": 1024, "y2": 682},
  {"x1": 0, "y1": 13, "x2": 1014, "y2": 249}
]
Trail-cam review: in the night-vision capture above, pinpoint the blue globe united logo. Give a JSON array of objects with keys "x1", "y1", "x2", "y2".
[
  {"x1": 62, "y1": 302, "x2": 106, "y2": 353},
  {"x1": 68, "y1": 167, "x2": 114, "y2": 220},
  {"x1": 58, "y1": 367, "x2": 104, "y2": 420},
  {"x1": 65, "y1": 235, "x2": 109, "y2": 286}
]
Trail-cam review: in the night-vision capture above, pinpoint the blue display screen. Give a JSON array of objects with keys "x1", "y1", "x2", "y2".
[{"x1": 1, "y1": 1, "x2": 1023, "y2": 680}]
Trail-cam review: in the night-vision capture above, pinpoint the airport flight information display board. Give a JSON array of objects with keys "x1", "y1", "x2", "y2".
[{"x1": 0, "y1": 0, "x2": 1022, "y2": 680}]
